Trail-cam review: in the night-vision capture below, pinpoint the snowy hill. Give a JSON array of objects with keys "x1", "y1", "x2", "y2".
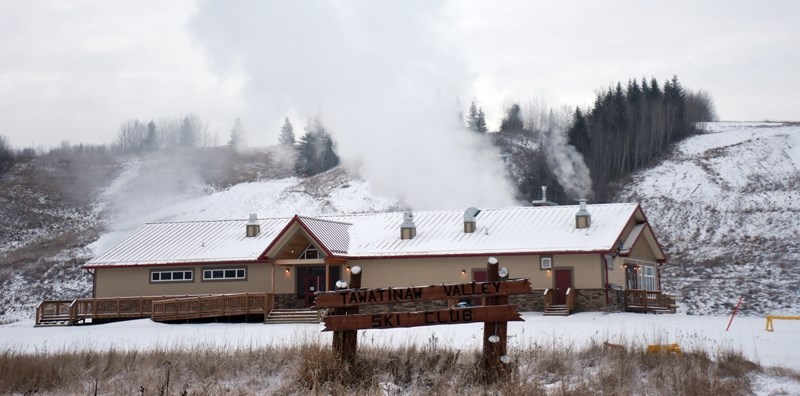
[
  {"x1": 0, "y1": 149, "x2": 397, "y2": 323},
  {"x1": 1, "y1": 122, "x2": 799, "y2": 323},
  {"x1": 618, "y1": 122, "x2": 800, "y2": 315}
]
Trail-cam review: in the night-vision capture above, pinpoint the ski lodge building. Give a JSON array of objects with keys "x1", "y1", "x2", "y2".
[{"x1": 36, "y1": 201, "x2": 671, "y2": 326}]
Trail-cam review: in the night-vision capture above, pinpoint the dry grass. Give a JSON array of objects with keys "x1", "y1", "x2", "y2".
[{"x1": 0, "y1": 341, "x2": 773, "y2": 395}]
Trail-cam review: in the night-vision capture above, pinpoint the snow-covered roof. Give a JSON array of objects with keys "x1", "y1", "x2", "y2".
[
  {"x1": 85, "y1": 203, "x2": 650, "y2": 268},
  {"x1": 327, "y1": 203, "x2": 639, "y2": 258},
  {"x1": 86, "y1": 218, "x2": 286, "y2": 268}
]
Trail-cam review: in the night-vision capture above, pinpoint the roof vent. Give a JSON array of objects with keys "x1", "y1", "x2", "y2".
[
  {"x1": 400, "y1": 211, "x2": 416, "y2": 240},
  {"x1": 246, "y1": 213, "x2": 260, "y2": 237},
  {"x1": 575, "y1": 200, "x2": 591, "y2": 229},
  {"x1": 532, "y1": 186, "x2": 557, "y2": 206},
  {"x1": 464, "y1": 207, "x2": 481, "y2": 233}
]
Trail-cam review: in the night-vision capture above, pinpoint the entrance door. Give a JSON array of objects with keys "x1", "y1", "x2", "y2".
[
  {"x1": 296, "y1": 266, "x2": 341, "y2": 307},
  {"x1": 554, "y1": 269, "x2": 573, "y2": 305},
  {"x1": 625, "y1": 265, "x2": 639, "y2": 290}
]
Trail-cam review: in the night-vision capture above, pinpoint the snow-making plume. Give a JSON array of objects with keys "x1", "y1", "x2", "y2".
[
  {"x1": 542, "y1": 117, "x2": 593, "y2": 200},
  {"x1": 189, "y1": 1, "x2": 518, "y2": 210}
]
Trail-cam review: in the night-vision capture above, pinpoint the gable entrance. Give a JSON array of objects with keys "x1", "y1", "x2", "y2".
[{"x1": 296, "y1": 266, "x2": 340, "y2": 307}]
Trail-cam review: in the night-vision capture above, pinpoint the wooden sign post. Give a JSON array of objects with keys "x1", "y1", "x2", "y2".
[
  {"x1": 315, "y1": 258, "x2": 528, "y2": 382},
  {"x1": 331, "y1": 266, "x2": 361, "y2": 362},
  {"x1": 482, "y1": 257, "x2": 509, "y2": 380}
]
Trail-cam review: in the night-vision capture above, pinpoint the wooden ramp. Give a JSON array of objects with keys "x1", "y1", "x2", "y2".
[{"x1": 36, "y1": 293, "x2": 274, "y2": 326}]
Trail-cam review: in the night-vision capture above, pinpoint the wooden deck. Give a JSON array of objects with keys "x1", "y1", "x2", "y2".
[
  {"x1": 35, "y1": 293, "x2": 275, "y2": 326},
  {"x1": 624, "y1": 290, "x2": 676, "y2": 313}
]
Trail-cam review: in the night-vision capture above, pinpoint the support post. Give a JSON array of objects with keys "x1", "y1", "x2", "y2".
[
  {"x1": 482, "y1": 257, "x2": 509, "y2": 382},
  {"x1": 332, "y1": 265, "x2": 361, "y2": 364}
]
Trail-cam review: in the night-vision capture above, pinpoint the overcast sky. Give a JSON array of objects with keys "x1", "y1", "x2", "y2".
[{"x1": 1, "y1": 0, "x2": 798, "y2": 149}]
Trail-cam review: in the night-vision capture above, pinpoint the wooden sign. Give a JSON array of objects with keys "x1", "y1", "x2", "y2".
[
  {"x1": 314, "y1": 278, "x2": 531, "y2": 309},
  {"x1": 323, "y1": 305, "x2": 522, "y2": 331}
]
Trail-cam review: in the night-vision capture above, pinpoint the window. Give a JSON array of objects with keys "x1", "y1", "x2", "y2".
[
  {"x1": 540, "y1": 256, "x2": 552, "y2": 270},
  {"x1": 203, "y1": 267, "x2": 246, "y2": 281},
  {"x1": 642, "y1": 266, "x2": 657, "y2": 291},
  {"x1": 298, "y1": 244, "x2": 323, "y2": 259},
  {"x1": 151, "y1": 269, "x2": 193, "y2": 283}
]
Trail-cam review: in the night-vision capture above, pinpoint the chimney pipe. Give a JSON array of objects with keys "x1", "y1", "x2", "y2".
[
  {"x1": 463, "y1": 207, "x2": 481, "y2": 233},
  {"x1": 400, "y1": 211, "x2": 417, "y2": 239},
  {"x1": 575, "y1": 200, "x2": 591, "y2": 229},
  {"x1": 246, "y1": 213, "x2": 260, "y2": 237}
]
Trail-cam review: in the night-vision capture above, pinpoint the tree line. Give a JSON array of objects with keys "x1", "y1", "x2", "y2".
[
  {"x1": 567, "y1": 76, "x2": 715, "y2": 200},
  {"x1": 467, "y1": 75, "x2": 716, "y2": 203},
  {"x1": 2, "y1": 75, "x2": 714, "y2": 201}
]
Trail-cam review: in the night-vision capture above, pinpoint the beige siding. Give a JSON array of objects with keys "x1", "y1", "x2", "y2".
[
  {"x1": 96, "y1": 254, "x2": 612, "y2": 297},
  {"x1": 346, "y1": 254, "x2": 603, "y2": 291},
  {"x1": 95, "y1": 264, "x2": 271, "y2": 298},
  {"x1": 350, "y1": 256, "x2": 537, "y2": 289},
  {"x1": 607, "y1": 257, "x2": 627, "y2": 288},
  {"x1": 549, "y1": 254, "x2": 603, "y2": 289},
  {"x1": 273, "y1": 266, "x2": 295, "y2": 294},
  {"x1": 629, "y1": 237, "x2": 658, "y2": 261}
]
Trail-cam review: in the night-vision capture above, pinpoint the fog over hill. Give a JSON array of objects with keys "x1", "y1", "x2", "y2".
[{"x1": 0, "y1": 122, "x2": 798, "y2": 322}]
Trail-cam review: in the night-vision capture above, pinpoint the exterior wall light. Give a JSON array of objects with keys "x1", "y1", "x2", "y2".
[
  {"x1": 285, "y1": 268, "x2": 290, "y2": 274},
  {"x1": 461, "y1": 269, "x2": 466, "y2": 275}
]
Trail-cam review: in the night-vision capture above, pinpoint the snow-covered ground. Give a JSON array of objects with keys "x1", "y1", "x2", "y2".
[
  {"x1": 2, "y1": 312, "x2": 798, "y2": 393},
  {"x1": 619, "y1": 122, "x2": 800, "y2": 316}
]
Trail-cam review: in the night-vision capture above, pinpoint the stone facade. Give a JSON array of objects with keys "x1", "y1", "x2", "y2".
[
  {"x1": 274, "y1": 294, "x2": 307, "y2": 309},
  {"x1": 574, "y1": 288, "x2": 624, "y2": 312}
]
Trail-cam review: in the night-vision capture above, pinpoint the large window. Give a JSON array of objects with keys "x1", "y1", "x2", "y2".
[
  {"x1": 298, "y1": 244, "x2": 324, "y2": 259},
  {"x1": 642, "y1": 266, "x2": 657, "y2": 291},
  {"x1": 202, "y1": 267, "x2": 246, "y2": 281},
  {"x1": 151, "y1": 269, "x2": 193, "y2": 283}
]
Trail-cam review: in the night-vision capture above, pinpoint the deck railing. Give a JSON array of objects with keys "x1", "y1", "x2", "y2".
[
  {"x1": 624, "y1": 290, "x2": 676, "y2": 313},
  {"x1": 35, "y1": 300, "x2": 75, "y2": 326},
  {"x1": 151, "y1": 293, "x2": 272, "y2": 322},
  {"x1": 565, "y1": 287, "x2": 575, "y2": 312},
  {"x1": 542, "y1": 289, "x2": 552, "y2": 311},
  {"x1": 36, "y1": 294, "x2": 274, "y2": 326}
]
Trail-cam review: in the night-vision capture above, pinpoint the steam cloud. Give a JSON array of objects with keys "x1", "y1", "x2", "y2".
[
  {"x1": 189, "y1": 1, "x2": 518, "y2": 210},
  {"x1": 541, "y1": 118, "x2": 593, "y2": 200}
]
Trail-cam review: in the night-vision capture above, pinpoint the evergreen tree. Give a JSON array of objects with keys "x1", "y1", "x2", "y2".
[
  {"x1": 295, "y1": 118, "x2": 339, "y2": 176},
  {"x1": 499, "y1": 103, "x2": 525, "y2": 132},
  {"x1": 567, "y1": 75, "x2": 710, "y2": 201},
  {"x1": 179, "y1": 114, "x2": 200, "y2": 148},
  {"x1": 227, "y1": 118, "x2": 245, "y2": 149},
  {"x1": 279, "y1": 117, "x2": 295, "y2": 145},
  {"x1": 476, "y1": 108, "x2": 488, "y2": 133},
  {"x1": 567, "y1": 108, "x2": 590, "y2": 157},
  {"x1": 465, "y1": 101, "x2": 489, "y2": 133},
  {"x1": 144, "y1": 120, "x2": 158, "y2": 151},
  {"x1": 0, "y1": 134, "x2": 13, "y2": 175}
]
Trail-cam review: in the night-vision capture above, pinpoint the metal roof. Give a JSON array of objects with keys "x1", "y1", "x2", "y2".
[
  {"x1": 85, "y1": 203, "x2": 650, "y2": 268},
  {"x1": 86, "y1": 218, "x2": 286, "y2": 267}
]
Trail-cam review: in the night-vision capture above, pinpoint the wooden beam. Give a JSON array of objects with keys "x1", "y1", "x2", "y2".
[
  {"x1": 314, "y1": 278, "x2": 531, "y2": 309},
  {"x1": 273, "y1": 259, "x2": 325, "y2": 265},
  {"x1": 323, "y1": 305, "x2": 522, "y2": 331}
]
